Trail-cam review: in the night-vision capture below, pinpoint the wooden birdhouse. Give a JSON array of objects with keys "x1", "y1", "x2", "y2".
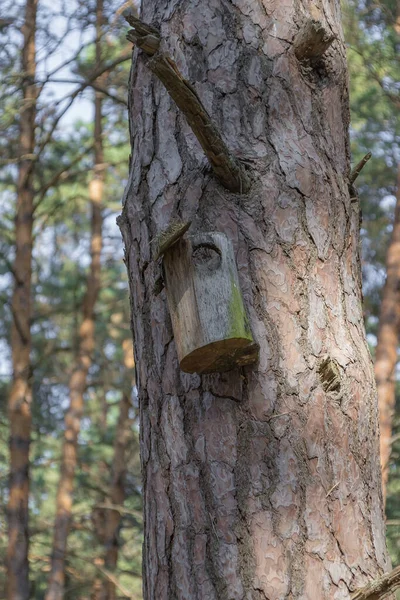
[{"x1": 160, "y1": 229, "x2": 259, "y2": 374}]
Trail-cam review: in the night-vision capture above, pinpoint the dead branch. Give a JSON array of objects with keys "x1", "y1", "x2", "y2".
[
  {"x1": 349, "y1": 151, "x2": 372, "y2": 184},
  {"x1": 33, "y1": 145, "x2": 94, "y2": 212},
  {"x1": 36, "y1": 52, "x2": 131, "y2": 159},
  {"x1": 351, "y1": 565, "x2": 400, "y2": 599},
  {"x1": 125, "y1": 14, "x2": 250, "y2": 193}
]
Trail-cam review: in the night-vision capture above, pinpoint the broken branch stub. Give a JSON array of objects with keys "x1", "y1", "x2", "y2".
[
  {"x1": 153, "y1": 220, "x2": 191, "y2": 261},
  {"x1": 125, "y1": 15, "x2": 250, "y2": 194},
  {"x1": 351, "y1": 564, "x2": 400, "y2": 599},
  {"x1": 318, "y1": 356, "x2": 341, "y2": 393},
  {"x1": 125, "y1": 13, "x2": 159, "y2": 37},
  {"x1": 126, "y1": 29, "x2": 160, "y2": 55},
  {"x1": 293, "y1": 18, "x2": 336, "y2": 61},
  {"x1": 349, "y1": 151, "x2": 372, "y2": 184}
]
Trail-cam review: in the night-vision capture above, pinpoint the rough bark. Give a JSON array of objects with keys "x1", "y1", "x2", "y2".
[
  {"x1": 45, "y1": 2, "x2": 104, "y2": 597},
  {"x1": 7, "y1": 0, "x2": 37, "y2": 598},
  {"x1": 374, "y1": 165, "x2": 400, "y2": 504},
  {"x1": 126, "y1": 14, "x2": 250, "y2": 194},
  {"x1": 119, "y1": 1, "x2": 390, "y2": 598}
]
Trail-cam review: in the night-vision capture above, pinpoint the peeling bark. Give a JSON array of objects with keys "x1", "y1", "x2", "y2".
[
  {"x1": 7, "y1": 0, "x2": 37, "y2": 598},
  {"x1": 45, "y1": 2, "x2": 105, "y2": 597},
  {"x1": 374, "y1": 165, "x2": 400, "y2": 504},
  {"x1": 120, "y1": 1, "x2": 390, "y2": 598}
]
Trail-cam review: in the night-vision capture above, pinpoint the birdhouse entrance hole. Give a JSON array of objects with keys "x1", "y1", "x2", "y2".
[{"x1": 192, "y1": 243, "x2": 221, "y2": 271}]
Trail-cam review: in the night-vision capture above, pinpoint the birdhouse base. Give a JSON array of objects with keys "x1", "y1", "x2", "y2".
[{"x1": 180, "y1": 338, "x2": 259, "y2": 374}]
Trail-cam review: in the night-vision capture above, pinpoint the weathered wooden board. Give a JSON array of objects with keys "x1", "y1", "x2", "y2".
[{"x1": 163, "y1": 232, "x2": 258, "y2": 373}]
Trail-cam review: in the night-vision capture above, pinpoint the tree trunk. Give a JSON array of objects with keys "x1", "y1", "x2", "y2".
[
  {"x1": 7, "y1": 0, "x2": 37, "y2": 598},
  {"x1": 96, "y1": 393, "x2": 132, "y2": 600},
  {"x1": 374, "y1": 165, "x2": 400, "y2": 505},
  {"x1": 99, "y1": 339, "x2": 134, "y2": 600},
  {"x1": 45, "y1": 2, "x2": 104, "y2": 597},
  {"x1": 119, "y1": 1, "x2": 390, "y2": 598}
]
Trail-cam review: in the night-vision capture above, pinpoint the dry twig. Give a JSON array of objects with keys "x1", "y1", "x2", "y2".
[
  {"x1": 349, "y1": 152, "x2": 372, "y2": 184},
  {"x1": 351, "y1": 565, "x2": 400, "y2": 600}
]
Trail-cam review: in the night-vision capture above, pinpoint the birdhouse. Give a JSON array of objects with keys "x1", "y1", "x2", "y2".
[{"x1": 161, "y1": 230, "x2": 259, "y2": 374}]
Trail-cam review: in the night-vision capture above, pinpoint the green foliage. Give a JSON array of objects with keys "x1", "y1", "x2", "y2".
[
  {"x1": 0, "y1": 0, "x2": 142, "y2": 597},
  {"x1": 345, "y1": 0, "x2": 400, "y2": 566}
]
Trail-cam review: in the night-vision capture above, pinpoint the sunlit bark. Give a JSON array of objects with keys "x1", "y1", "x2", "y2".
[
  {"x1": 374, "y1": 165, "x2": 400, "y2": 504},
  {"x1": 7, "y1": 0, "x2": 37, "y2": 598},
  {"x1": 45, "y1": 2, "x2": 104, "y2": 597},
  {"x1": 120, "y1": 0, "x2": 390, "y2": 597}
]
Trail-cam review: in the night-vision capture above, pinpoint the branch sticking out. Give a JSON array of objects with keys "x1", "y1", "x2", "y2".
[
  {"x1": 125, "y1": 14, "x2": 251, "y2": 194},
  {"x1": 293, "y1": 18, "x2": 336, "y2": 61},
  {"x1": 318, "y1": 356, "x2": 341, "y2": 393},
  {"x1": 349, "y1": 152, "x2": 372, "y2": 184},
  {"x1": 126, "y1": 14, "x2": 160, "y2": 55},
  {"x1": 126, "y1": 14, "x2": 159, "y2": 35},
  {"x1": 351, "y1": 564, "x2": 400, "y2": 600},
  {"x1": 153, "y1": 219, "x2": 191, "y2": 261}
]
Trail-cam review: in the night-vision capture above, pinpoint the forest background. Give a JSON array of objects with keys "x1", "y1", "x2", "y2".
[{"x1": 0, "y1": 0, "x2": 399, "y2": 598}]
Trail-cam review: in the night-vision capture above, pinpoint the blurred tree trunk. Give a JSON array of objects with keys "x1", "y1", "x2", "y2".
[
  {"x1": 100, "y1": 425, "x2": 133, "y2": 590},
  {"x1": 375, "y1": 165, "x2": 400, "y2": 504},
  {"x1": 92, "y1": 339, "x2": 134, "y2": 600},
  {"x1": 45, "y1": 2, "x2": 105, "y2": 598},
  {"x1": 7, "y1": 0, "x2": 37, "y2": 598},
  {"x1": 93, "y1": 392, "x2": 133, "y2": 600},
  {"x1": 91, "y1": 576, "x2": 102, "y2": 600},
  {"x1": 374, "y1": 0, "x2": 400, "y2": 509},
  {"x1": 120, "y1": 0, "x2": 391, "y2": 597}
]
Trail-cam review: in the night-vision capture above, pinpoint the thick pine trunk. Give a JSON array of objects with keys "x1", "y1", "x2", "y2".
[
  {"x1": 46, "y1": 3, "x2": 104, "y2": 597},
  {"x1": 374, "y1": 165, "x2": 400, "y2": 504},
  {"x1": 120, "y1": 1, "x2": 390, "y2": 598},
  {"x1": 7, "y1": 0, "x2": 37, "y2": 598}
]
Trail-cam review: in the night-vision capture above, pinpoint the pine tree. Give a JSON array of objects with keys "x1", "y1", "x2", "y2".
[
  {"x1": 7, "y1": 0, "x2": 37, "y2": 596},
  {"x1": 46, "y1": 2, "x2": 106, "y2": 597},
  {"x1": 120, "y1": 1, "x2": 391, "y2": 597}
]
